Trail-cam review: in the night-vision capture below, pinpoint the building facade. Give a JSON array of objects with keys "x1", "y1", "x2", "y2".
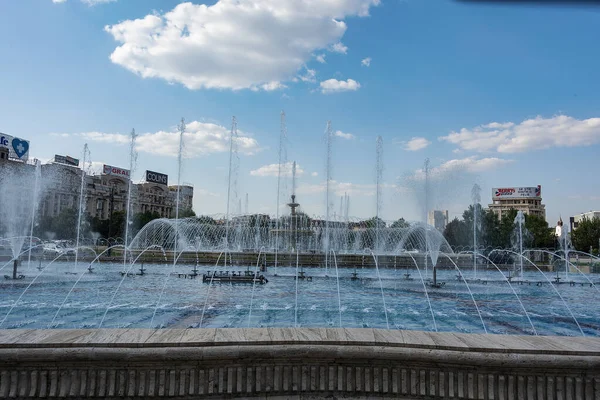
[
  {"x1": 427, "y1": 210, "x2": 449, "y2": 232},
  {"x1": 570, "y1": 211, "x2": 600, "y2": 231},
  {"x1": 488, "y1": 185, "x2": 546, "y2": 220},
  {"x1": 1, "y1": 157, "x2": 193, "y2": 222}
]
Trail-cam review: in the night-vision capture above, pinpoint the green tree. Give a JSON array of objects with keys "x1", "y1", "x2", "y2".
[
  {"x1": 524, "y1": 214, "x2": 554, "y2": 249},
  {"x1": 132, "y1": 211, "x2": 161, "y2": 233},
  {"x1": 443, "y1": 218, "x2": 470, "y2": 248},
  {"x1": 197, "y1": 215, "x2": 218, "y2": 225},
  {"x1": 364, "y1": 216, "x2": 386, "y2": 229},
  {"x1": 571, "y1": 217, "x2": 600, "y2": 252},
  {"x1": 390, "y1": 218, "x2": 410, "y2": 229},
  {"x1": 89, "y1": 216, "x2": 109, "y2": 239},
  {"x1": 174, "y1": 208, "x2": 196, "y2": 218},
  {"x1": 108, "y1": 211, "x2": 125, "y2": 239},
  {"x1": 52, "y1": 208, "x2": 79, "y2": 239}
]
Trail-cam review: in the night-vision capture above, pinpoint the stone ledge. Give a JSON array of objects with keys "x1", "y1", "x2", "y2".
[
  {"x1": 0, "y1": 328, "x2": 599, "y2": 399},
  {"x1": 1, "y1": 328, "x2": 600, "y2": 356}
]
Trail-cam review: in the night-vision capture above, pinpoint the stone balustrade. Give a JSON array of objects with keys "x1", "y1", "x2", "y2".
[{"x1": 1, "y1": 328, "x2": 599, "y2": 399}]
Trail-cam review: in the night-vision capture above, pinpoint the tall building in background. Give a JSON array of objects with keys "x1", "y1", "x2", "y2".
[
  {"x1": 570, "y1": 211, "x2": 600, "y2": 231},
  {"x1": 488, "y1": 185, "x2": 545, "y2": 220},
  {"x1": 1, "y1": 153, "x2": 194, "y2": 221},
  {"x1": 428, "y1": 210, "x2": 449, "y2": 232}
]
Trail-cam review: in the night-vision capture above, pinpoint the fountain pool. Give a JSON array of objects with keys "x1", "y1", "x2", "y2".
[{"x1": 1, "y1": 259, "x2": 598, "y2": 336}]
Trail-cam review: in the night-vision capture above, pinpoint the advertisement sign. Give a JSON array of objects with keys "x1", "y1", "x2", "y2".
[
  {"x1": 145, "y1": 170, "x2": 168, "y2": 186},
  {"x1": 103, "y1": 164, "x2": 130, "y2": 180},
  {"x1": 493, "y1": 185, "x2": 541, "y2": 199},
  {"x1": 0, "y1": 133, "x2": 30, "y2": 161},
  {"x1": 54, "y1": 154, "x2": 80, "y2": 166}
]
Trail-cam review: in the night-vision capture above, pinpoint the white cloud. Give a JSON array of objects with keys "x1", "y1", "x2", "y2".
[
  {"x1": 82, "y1": 0, "x2": 116, "y2": 5},
  {"x1": 60, "y1": 121, "x2": 260, "y2": 158},
  {"x1": 52, "y1": 0, "x2": 67, "y2": 3},
  {"x1": 298, "y1": 68, "x2": 317, "y2": 83},
  {"x1": 258, "y1": 81, "x2": 287, "y2": 91},
  {"x1": 297, "y1": 180, "x2": 394, "y2": 197},
  {"x1": 250, "y1": 162, "x2": 304, "y2": 177},
  {"x1": 311, "y1": 172, "x2": 318, "y2": 177},
  {"x1": 194, "y1": 188, "x2": 220, "y2": 198},
  {"x1": 440, "y1": 115, "x2": 600, "y2": 153},
  {"x1": 399, "y1": 137, "x2": 430, "y2": 151},
  {"x1": 76, "y1": 132, "x2": 130, "y2": 145},
  {"x1": 315, "y1": 54, "x2": 326, "y2": 64},
  {"x1": 409, "y1": 157, "x2": 513, "y2": 181},
  {"x1": 104, "y1": 0, "x2": 379, "y2": 91},
  {"x1": 334, "y1": 130, "x2": 355, "y2": 140},
  {"x1": 320, "y1": 78, "x2": 360, "y2": 94},
  {"x1": 437, "y1": 156, "x2": 513, "y2": 173},
  {"x1": 361, "y1": 57, "x2": 371, "y2": 67},
  {"x1": 330, "y1": 42, "x2": 348, "y2": 54}
]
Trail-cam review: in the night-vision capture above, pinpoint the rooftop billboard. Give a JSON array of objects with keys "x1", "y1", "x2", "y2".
[
  {"x1": 103, "y1": 164, "x2": 130, "y2": 180},
  {"x1": 493, "y1": 185, "x2": 541, "y2": 200},
  {"x1": 0, "y1": 133, "x2": 30, "y2": 162}
]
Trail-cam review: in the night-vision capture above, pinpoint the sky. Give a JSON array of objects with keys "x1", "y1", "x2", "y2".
[{"x1": 1, "y1": 0, "x2": 600, "y2": 225}]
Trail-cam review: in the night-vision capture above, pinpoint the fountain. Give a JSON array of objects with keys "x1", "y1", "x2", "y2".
[
  {"x1": 556, "y1": 216, "x2": 570, "y2": 279},
  {"x1": 471, "y1": 183, "x2": 481, "y2": 278},
  {"x1": 514, "y1": 210, "x2": 526, "y2": 277},
  {"x1": 0, "y1": 124, "x2": 598, "y2": 399}
]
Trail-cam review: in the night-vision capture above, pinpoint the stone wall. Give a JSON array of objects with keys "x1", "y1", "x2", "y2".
[{"x1": 1, "y1": 328, "x2": 599, "y2": 399}]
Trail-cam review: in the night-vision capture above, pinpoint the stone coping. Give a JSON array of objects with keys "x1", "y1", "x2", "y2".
[{"x1": 0, "y1": 328, "x2": 599, "y2": 357}]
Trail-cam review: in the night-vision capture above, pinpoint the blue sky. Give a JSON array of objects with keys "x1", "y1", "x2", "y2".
[{"x1": 1, "y1": 0, "x2": 599, "y2": 224}]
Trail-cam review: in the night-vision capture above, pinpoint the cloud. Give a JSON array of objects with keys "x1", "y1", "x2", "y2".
[
  {"x1": 297, "y1": 180, "x2": 395, "y2": 197},
  {"x1": 334, "y1": 130, "x2": 355, "y2": 140},
  {"x1": 53, "y1": 0, "x2": 116, "y2": 4},
  {"x1": 315, "y1": 54, "x2": 326, "y2": 64},
  {"x1": 250, "y1": 162, "x2": 304, "y2": 177},
  {"x1": 330, "y1": 42, "x2": 348, "y2": 54},
  {"x1": 408, "y1": 157, "x2": 513, "y2": 181},
  {"x1": 298, "y1": 68, "x2": 317, "y2": 83},
  {"x1": 320, "y1": 78, "x2": 360, "y2": 94},
  {"x1": 440, "y1": 115, "x2": 600, "y2": 153},
  {"x1": 75, "y1": 132, "x2": 130, "y2": 145},
  {"x1": 361, "y1": 57, "x2": 371, "y2": 67},
  {"x1": 311, "y1": 172, "x2": 318, "y2": 177},
  {"x1": 195, "y1": 188, "x2": 220, "y2": 198},
  {"x1": 399, "y1": 137, "x2": 430, "y2": 151},
  {"x1": 104, "y1": 0, "x2": 379, "y2": 91},
  {"x1": 82, "y1": 0, "x2": 116, "y2": 5},
  {"x1": 257, "y1": 81, "x2": 287, "y2": 91},
  {"x1": 59, "y1": 121, "x2": 260, "y2": 158}
]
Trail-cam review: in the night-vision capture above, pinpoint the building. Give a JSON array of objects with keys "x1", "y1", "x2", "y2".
[
  {"x1": 39, "y1": 162, "x2": 85, "y2": 218},
  {"x1": 1, "y1": 155, "x2": 193, "y2": 222},
  {"x1": 169, "y1": 185, "x2": 194, "y2": 212},
  {"x1": 488, "y1": 185, "x2": 545, "y2": 220},
  {"x1": 570, "y1": 211, "x2": 600, "y2": 231},
  {"x1": 428, "y1": 210, "x2": 449, "y2": 232}
]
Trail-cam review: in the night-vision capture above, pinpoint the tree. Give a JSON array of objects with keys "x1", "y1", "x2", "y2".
[
  {"x1": 524, "y1": 214, "x2": 554, "y2": 249},
  {"x1": 89, "y1": 216, "x2": 109, "y2": 239},
  {"x1": 443, "y1": 218, "x2": 470, "y2": 248},
  {"x1": 174, "y1": 208, "x2": 196, "y2": 218},
  {"x1": 108, "y1": 211, "x2": 125, "y2": 239},
  {"x1": 571, "y1": 217, "x2": 600, "y2": 252},
  {"x1": 132, "y1": 211, "x2": 161, "y2": 235},
  {"x1": 197, "y1": 215, "x2": 217, "y2": 225},
  {"x1": 364, "y1": 216, "x2": 386, "y2": 229},
  {"x1": 390, "y1": 218, "x2": 410, "y2": 229}
]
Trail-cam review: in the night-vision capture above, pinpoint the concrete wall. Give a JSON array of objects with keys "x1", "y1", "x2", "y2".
[{"x1": 1, "y1": 328, "x2": 599, "y2": 399}]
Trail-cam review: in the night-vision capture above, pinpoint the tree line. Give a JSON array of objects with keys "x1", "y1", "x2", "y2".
[
  {"x1": 443, "y1": 206, "x2": 600, "y2": 253},
  {"x1": 34, "y1": 208, "x2": 196, "y2": 241},
  {"x1": 443, "y1": 206, "x2": 555, "y2": 250}
]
